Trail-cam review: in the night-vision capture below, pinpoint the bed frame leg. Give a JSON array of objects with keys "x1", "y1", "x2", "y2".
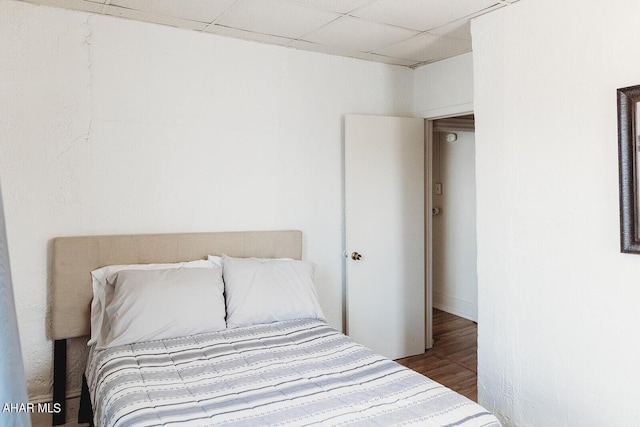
[{"x1": 52, "y1": 339, "x2": 66, "y2": 426}]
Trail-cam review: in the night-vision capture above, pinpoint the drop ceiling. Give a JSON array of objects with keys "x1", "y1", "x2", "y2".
[{"x1": 20, "y1": 0, "x2": 520, "y2": 68}]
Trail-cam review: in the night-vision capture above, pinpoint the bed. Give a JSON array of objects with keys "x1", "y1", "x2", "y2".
[{"x1": 50, "y1": 230, "x2": 501, "y2": 427}]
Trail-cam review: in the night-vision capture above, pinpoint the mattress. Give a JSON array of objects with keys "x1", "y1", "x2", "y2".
[{"x1": 86, "y1": 319, "x2": 501, "y2": 427}]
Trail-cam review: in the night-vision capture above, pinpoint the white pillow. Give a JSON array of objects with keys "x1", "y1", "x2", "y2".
[
  {"x1": 89, "y1": 259, "x2": 214, "y2": 347},
  {"x1": 100, "y1": 267, "x2": 226, "y2": 349},
  {"x1": 222, "y1": 255, "x2": 325, "y2": 328},
  {"x1": 207, "y1": 255, "x2": 223, "y2": 267}
]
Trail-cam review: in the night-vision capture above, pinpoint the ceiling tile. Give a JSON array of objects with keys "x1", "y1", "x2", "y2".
[
  {"x1": 374, "y1": 32, "x2": 471, "y2": 63},
  {"x1": 355, "y1": 52, "x2": 419, "y2": 67},
  {"x1": 465, "y1": 2, "x2": 506, "y2": 19},
  {"x1": 352, "y1": 0, "x2": 500, "y2": 31},
  {"x1": 103, "y1": 5, "x2": 209, "y2": 31},
  {"x1": 24, "y1": 0, "x2": 520, "y2": 68},
  {"x1": 109, "y1": 0, "x2": 236, "y2": 23},
  {"x1": 286, "y1": 0, "x2": 377, "y2": 14},
  {"x1": 23, "y1": 0, "x2": 105, "y2": 13},
  {"x1": 288, "y1": 40, "x2": 417, "y2": 67},
  {"x1": 426, "y1": 3, "x2": 504, "y2": 39},
  {"x1": 216, "y1": 0, "x2": 341, "y2": 39},
  {"x1": 205, "y1": 24, "x2": 293, "y2": 46},
  {"x1": 288, "y1": 39, "x2": 361, "y2": 56},
  {"x1": 302, "y1": 16, "x2": 418, "y2": 53},
  {"x1": 428, "y1": 19, "x2": 471, "y2": 41}
]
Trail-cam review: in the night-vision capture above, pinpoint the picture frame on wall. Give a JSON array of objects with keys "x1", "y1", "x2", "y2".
[{"x1": 617, "y1": 84, "x2": 640, "y2": 253}]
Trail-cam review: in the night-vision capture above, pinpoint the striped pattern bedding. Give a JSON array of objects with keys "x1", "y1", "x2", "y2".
[{"x1": 86, "y1": 319, "x2": 501, "y2": 427}]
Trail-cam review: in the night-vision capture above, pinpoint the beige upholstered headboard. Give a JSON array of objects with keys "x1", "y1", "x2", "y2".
[{"x1": 51, "y1": 230, "x2": 302, "y2": 341}]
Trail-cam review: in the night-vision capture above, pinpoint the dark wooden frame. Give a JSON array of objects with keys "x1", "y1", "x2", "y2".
[
  {"x1": 618, "y1": 84, "x2": 640, "y2": 253},
  {"x1": 52, "y1": 339, "x2": 66, "y2": 425}
]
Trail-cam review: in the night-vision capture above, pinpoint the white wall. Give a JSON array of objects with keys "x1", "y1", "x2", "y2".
[
  {"x1": 0, "y1": 0, "x2": 414, "y2": 400},
  {"x1": 414, "y1": 52, "x2": 474, "y2": 119},
  {"x1": 472, "y1": 0, "x2": 640, "y2": 425},
  {"x1": 432, "y1": 131, "x2": 477, "y2": 321}
]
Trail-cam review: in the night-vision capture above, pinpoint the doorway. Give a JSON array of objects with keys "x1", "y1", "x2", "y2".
[
  {"x1": 343, "y1": 113, "x2": 475, "y2": 358},
  {"x1": 430, "y1": 114, "x2": 477, "y2": 322},
  {"x1": 410, "y1": 113, "x2": 479, "y2": 399}
]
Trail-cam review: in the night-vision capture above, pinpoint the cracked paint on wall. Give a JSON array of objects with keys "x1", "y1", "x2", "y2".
[
  {"x1": 0, "y1": 1, "x2": 93, "y2": 400},
  {"x1": 0, "y1": 0, "x2": 414, "y2": 405}
]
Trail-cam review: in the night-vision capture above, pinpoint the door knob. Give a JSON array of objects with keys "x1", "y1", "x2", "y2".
[{"x1": 351, "y1": 252, "x2": 362, "y2": 261}]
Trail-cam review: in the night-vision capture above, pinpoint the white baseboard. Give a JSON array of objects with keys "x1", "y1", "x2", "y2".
[{"x1": 433, "y1": 292, "x2": 477, "y2": 322}]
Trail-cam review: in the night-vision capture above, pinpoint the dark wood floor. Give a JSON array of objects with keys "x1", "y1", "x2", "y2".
[{"x1": 396, "y1": 309, "x2": 477, "y2": 401}]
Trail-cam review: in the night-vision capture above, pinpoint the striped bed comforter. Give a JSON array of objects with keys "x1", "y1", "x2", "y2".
[{"x1": 86, "y1": 319, "x2": 501, "y2": 427}]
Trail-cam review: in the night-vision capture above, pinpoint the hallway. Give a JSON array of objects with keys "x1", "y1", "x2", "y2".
[{"x1": 396, "y1": 309, "x2": 477, "y2": 401}]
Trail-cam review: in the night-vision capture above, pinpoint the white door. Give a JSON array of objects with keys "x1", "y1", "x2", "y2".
[{"x1": 344, "y1": 114, "x2": 425, "y2": 360}]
